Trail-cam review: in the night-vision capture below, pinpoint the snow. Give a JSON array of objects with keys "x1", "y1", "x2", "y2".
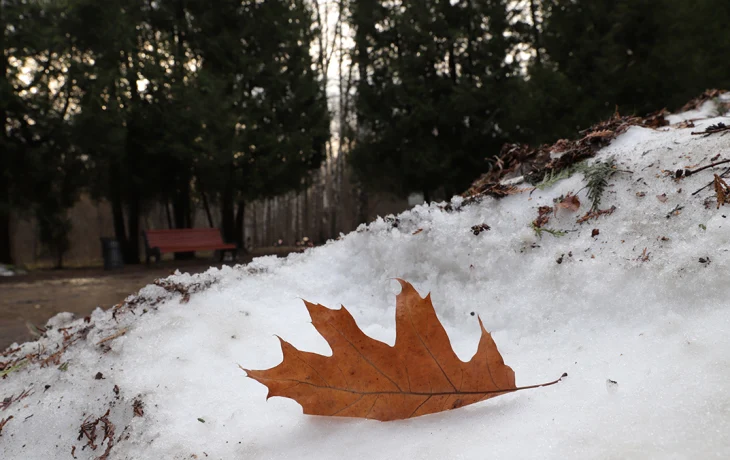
[{"x1": 2, "y1": 103, "x2": 730, "y2": 459}]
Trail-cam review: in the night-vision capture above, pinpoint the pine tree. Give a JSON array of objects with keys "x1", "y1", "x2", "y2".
[
  {"x1": 349, "y1": 0, "x2": 516, "y2": 201},
  {"x1": 186, "y1": 0, "x2": 329, "y2": 247}
]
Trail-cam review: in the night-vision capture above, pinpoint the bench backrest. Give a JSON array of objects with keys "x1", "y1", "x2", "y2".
[{"x1": 145, "y1": 228, "x2": 226, "y2": 250}]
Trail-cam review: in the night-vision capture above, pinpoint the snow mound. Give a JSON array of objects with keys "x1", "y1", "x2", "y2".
[{"x1": 2, "y1": 105, "x2": 730, "y2": 459}]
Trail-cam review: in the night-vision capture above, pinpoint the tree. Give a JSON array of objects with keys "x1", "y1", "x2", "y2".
[
  {"x1": 349, "y1": 0, "x2": 517, "y2": 202},
  {"x1": 0, "y1": 1, "x2": 85, "y2": 267},
  {"x1": 186, "y1": 0, "x2": 330, "y2": 248},
  {"x1": 519, "y1": 0, "x2": 730, "y2": 142}
]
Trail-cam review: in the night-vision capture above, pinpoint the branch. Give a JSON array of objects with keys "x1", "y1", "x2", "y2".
[{"x1": 680, "y1": 158, "x2": 730, "y2": 178}]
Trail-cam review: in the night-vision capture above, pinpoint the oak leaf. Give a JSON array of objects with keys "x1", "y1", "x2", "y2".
[
  {"x1": 714, "y1": 174, "x2": 730, "y2": 209},
  {"x1": 244, "y1": 280, "x2": 564, "y2": 421}
]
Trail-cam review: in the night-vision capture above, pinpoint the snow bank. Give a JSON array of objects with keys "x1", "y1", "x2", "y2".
[{"x1": 2, "y1": 102, "x2": 730, "y2": 459}]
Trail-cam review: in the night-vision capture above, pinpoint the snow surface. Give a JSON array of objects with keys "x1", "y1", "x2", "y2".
[{"x1": 2, "y1": 103, "x2": 730, "y2": 459}]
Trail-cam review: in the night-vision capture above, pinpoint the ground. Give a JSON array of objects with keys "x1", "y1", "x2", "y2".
[{"x1": 0, "y1": 248, "x2": 296, "y2": 350}]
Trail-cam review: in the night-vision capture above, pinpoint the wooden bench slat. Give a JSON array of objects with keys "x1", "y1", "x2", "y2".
[
  {"x1": 143, "y1": 228, "x2": 237, "y2": 264},
  {"x1": 158, "y1": 244, "x2": 236, "y2": 254}
]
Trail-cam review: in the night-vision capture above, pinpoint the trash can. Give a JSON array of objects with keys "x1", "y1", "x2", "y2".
[{"x1": 100, "y1": 238, "x2": 124, "y2": 270}]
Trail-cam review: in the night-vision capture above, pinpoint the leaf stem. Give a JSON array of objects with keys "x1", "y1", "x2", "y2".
[{"x1": 511, "y1": 372, "x2": 568, "y2": 392}]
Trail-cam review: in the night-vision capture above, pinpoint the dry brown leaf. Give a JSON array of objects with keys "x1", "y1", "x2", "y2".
[
  {"x1": 555, "y1": 194, "x2": 581, "y2": 214},
  {"x1": 714, "y1": 174, "x2": 730, "y2": 209},
  {"x1": 245, "y1": 280, "x2": 564, "y2": 421},
  {"x1": 576, "y1": 205, "x2": 617, "y2": 224},
  {"x1": 533, "y1": 206, "x2": 553, "y2": 228},
  {"x1": 584, "y1": 129, "x2": 614, "y2": 141},
  {"x1": 656, "y1": 193, "x2": 668, "y2": 203}
]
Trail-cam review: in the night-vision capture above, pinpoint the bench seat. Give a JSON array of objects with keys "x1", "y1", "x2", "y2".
[{"x1": 143, "y1": 228, "x2": 237, "y2": 264}]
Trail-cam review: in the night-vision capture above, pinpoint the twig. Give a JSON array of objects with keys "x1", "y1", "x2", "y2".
[
  {"x1": 0, "y1": 416, "x2": 13, "y2": 436},
  {"x1": 692, "y1": 166, "x2": 730, "y2": 195},
  {"x1": 691, "y1": 124, "x2": 730, "y2": 136},
  {"x1": 97, "y1": 328, "x2": 128, "y2": 345},
  {"x1": 682, "y1": 158, "x2": 730, "y2": 177}
]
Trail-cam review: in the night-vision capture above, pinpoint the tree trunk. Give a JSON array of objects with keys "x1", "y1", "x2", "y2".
[
  {"x1": 200, "y1": 190, "x2": 214, "y2": 228},
  {"x1": 0, "y1": 207, "x2": 11, "y2": 264},
  {"x1": 220, "y1": 173, "x2": 235, "y2": 244},
  {"x1": 125, "y1": 191, "x2": 141, "y2": 264},
  {"x1": 55, "y1": 249, "x2": 63, "y2": 270},
  {"x1": 303, "y1": 184, "x2": 309, "y2": 239},
  {"x1": 0, "y1": 6, "x2": 12, "y2": 265},
  {"x1": 164, "y1": 195, "x2": 173, "y2": 229},
  {"x1": 173, "y1": 181, "x2": 194, "y2": 259},
  {"x1": 173, "y1": 176, "x2": 192, "y2": 229},
  {"x1": 357, "y1": 186, "x2": 368, "y2": 226},
  {"x1": 251, "y1": 202, "x2": 257, "y2": 249},
  {"x1": 423, "y1": 189, "x2": 431, "y2": 204},
  {"x1": 234, "y1": 200, "x2": 246, "y2": 250},
  {"x1": 109, "y1": 166, "x2": 129, "y2": 260}
]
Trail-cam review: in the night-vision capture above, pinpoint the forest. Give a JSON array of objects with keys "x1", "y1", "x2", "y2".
[{"x1": 1, "y1": 0, "x2": 729, "y2": 266}]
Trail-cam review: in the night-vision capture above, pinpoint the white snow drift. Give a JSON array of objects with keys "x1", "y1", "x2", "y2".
[{"x1": 1, "y1": 98, "x2": 730, "y2": 459}]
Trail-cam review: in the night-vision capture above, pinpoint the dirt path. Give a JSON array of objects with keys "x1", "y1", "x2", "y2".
[{"x1": 0, "y1": 251, "x2": 291, "y2": 350}]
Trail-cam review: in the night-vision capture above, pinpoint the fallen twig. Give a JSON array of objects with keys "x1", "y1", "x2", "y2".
[
  {"x1": 678, "y1": 158, "x2": 730, "y2": 178},
  {"x1": 0, "y1": 416, "x2": 13, "y2": 436},
  {"x1": 97, "y1": 328, "x2": 128, "y2": 346},
  {"x1": 692, "y1": 166, "x2": 730, "y2": 195},
  {"x1": 691, "y1": 122, "x2": 730, "y2": 137}
]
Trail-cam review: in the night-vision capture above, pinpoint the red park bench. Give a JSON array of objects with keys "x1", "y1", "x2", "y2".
[{"x1": 143, "y1": 228, "x2": 237, "y2": 265}]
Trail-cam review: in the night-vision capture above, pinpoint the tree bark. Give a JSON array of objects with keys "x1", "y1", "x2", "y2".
[
  {"x1": 251, "y1": 202, "x2": 257, "y2": 249},
  {"x1": 109, "y1": 165, "x2": 129, "y2": 260},
  {"x1": 357, "y1": 186, "x2": 369, "y2": 225},
  {"x1": 173, "y1": 175, "x2": 192, "y2": 229},
  {"x1": 423, "y1": 189, "x2": 431, "y2": 204},
  {"x1": 164, "y1": 195, "x2": 173, "y2": 229},
  {"x1": 125, "y1": 190, "x2": 141, "y2": 264},
  {"x1": 0, "y1": 207, "x2": 11, "y2": 264},
  {"x1": 200, "y1": 188, "x2": 214, "y2": 228},
  {"x1": 172, "y1": 179, "x2": 194, "y2": 259},
  {"x1": 0, "y1": 5, "x2": 12, "y2": 265},
  {"x1": 234, "y1": 200, "x2": 245, "y2": 250},
  {"x1": 220, "y1": 172, "x2": 235, "y2": 243}
]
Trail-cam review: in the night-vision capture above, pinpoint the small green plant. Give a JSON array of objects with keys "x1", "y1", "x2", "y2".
[
  {"x1": 535, "y1": 162, "x2": 587, "y2": 190},
  {"x1": 530, "y1": 222, "x2": 568, "y2": 238},
  {"x1": 583, "y1": 157, "x2": 619, "y2": 211},
  {"x1": 699, "y1": 223, "x2": 707, "y2": 231},
  {"x1": 0, "y1": 359, "x2": 29, "y2": 377}
]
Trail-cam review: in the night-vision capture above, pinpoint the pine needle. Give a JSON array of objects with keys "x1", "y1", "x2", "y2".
[
  {"x1": 535, "y1": 162, "x2": 587, "y2": 190},
  {"x1": 530, "y1": 222, "x2": 568, "y2": 238},
  {"x1": 583, "y1": 157, "x2": 618, "y2": 211}
]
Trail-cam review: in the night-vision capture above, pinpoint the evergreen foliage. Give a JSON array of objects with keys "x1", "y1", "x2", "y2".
[
  {"x1": 350, "y1": 0, "x2": 517, "y2": 202},
  {"x1": 583, "y1": 157, "x2": 618, "y2": 212}
]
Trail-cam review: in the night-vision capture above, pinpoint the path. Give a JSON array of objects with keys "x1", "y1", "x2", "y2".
[{"x1": 0, "y1": 249, "x2": 297, "y2": 350}]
